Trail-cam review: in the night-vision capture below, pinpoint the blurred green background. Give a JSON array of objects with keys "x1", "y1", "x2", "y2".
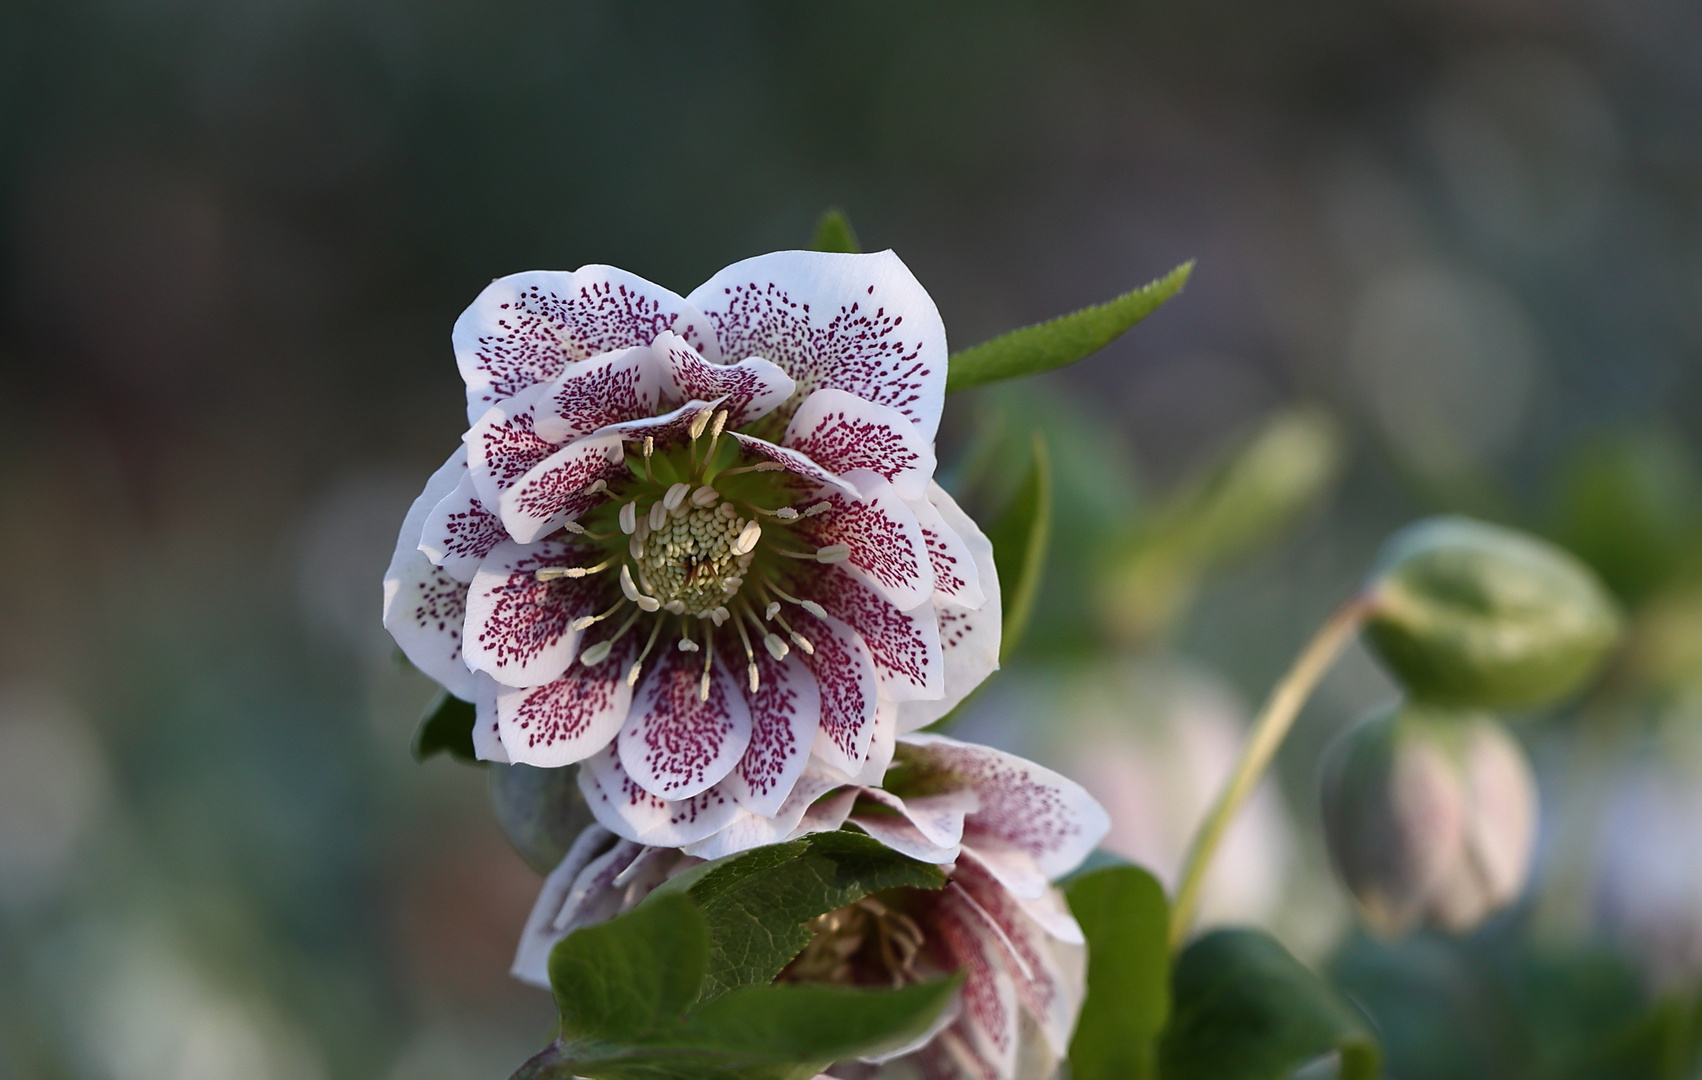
[{"x1": 2, "y1": 2, "x2": 1701, "y2": 1078}]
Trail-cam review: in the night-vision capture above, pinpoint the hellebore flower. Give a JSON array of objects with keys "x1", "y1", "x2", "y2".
[
  {"x1": 513, "y1": 736, "x2": 1110, "y2": 1080},
  {"x1": 383, "y1": 252, "x2": 1001, "y2": 827},
  {"x1": 1320, "y1": 703, "x2": 1538, "y2": 936}
]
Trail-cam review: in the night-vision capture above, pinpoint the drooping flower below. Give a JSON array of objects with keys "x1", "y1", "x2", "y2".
[
  {"x1": 513, "y1": 736, "x2": 1111, "y2": 1080},
  {"x1": 382, "y1": 251, "x2": 1001, "y2": 836}
]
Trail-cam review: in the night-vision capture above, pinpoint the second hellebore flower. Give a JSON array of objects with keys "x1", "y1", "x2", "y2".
[
  {"x1": 383, "y1": 251, "x2": 1000, "y2": 839},
  {"x1": 512, "y1": 736, "x2": 1111, "y2": 1080}
]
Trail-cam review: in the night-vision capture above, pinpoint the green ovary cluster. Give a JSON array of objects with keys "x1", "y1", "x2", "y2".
[{"x1": 634, "y1": 501, "x2": 755, "y2": 615}]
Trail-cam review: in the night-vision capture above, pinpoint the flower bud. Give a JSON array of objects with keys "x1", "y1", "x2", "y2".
[
  {"x1": 487, "y1": 763, "x2": 595, "y2": 875},
  {"x1": 1320, "y1": 704, "x2": 1537, "y2": 937},
  {"x1": 1364, "y1": 516, "x2": 1622, "y2": 709}
]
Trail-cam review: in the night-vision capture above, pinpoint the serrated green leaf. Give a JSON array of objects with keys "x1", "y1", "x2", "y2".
[
  {"x1": 1159, "y1": 929, "x2": 1379, "y2": 1080},
  {"x1": 683, "y1": 831, "x2": 947, "y2": 1000},
  {"x1": 1065, "y1": 865, "x2": 1170, "y2": 1080},
  {"x1": 945, "y1": 261, "x2": 1192, "y2": 394},
  {"x1": 548, "y1": 892, "x2": 709, "y2": 1042},
  {"x1": 987, "y1": 432, "x2": 1052, "y2": 663},
  {"x1": 411, "y1": 690, "x2": 476, "y2": 763},
  {"x1": 810, "y1": 208, "x2": 861, "y2": 253}
]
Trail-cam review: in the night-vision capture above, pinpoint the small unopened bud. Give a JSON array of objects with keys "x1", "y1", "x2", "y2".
[
  {"x1": 1320, "y1": 703, "x2": 1537, "y2": 937},
  {"x1": 1365, "y1": 516, "x2": 1623, "y2": 709}
]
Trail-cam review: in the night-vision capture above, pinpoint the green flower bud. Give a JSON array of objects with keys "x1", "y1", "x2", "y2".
[
  {"x1": 1320, "y1": 704, "x2": 1537, "y2": 937},
  {"x1": 1365, "y1": 516, "x2": 1623, "y2": 709},
  {"x1": 487, "y1": 763, "x2": 594, "y2": 875}
]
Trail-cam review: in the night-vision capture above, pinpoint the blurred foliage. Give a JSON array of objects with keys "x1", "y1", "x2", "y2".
[{"x1": 1065, "y1": 863, "x2": 1171, "y2": 1080}]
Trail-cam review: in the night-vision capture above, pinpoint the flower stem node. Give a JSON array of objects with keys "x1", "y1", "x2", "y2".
[
  {"x1": 1364, "y1": 516, "x2": 1623, "y2": 709},
  {"x1": 1320, "y1": 702, "x2": 1538, "y2": 936}
]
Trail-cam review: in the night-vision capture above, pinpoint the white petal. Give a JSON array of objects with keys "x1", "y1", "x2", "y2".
[
  {"x1": 685, "y1": 250, "x2": 947, "y2": 441},
  {"x1": 497, "y1": 433, "x2": 625, "y2": 544},
  {"x1": 382, "y1": 450, "x2": 478, "y2": 699},
  {"x1": 799, "y1": 568, "x2": 943, "y2": 705},
  {"x1": 896, "y1": 482, "x2": 1002, "y2": 732},
  {"x1": 938, "y1": 891, "x2": 1022, "y2": 1080},
  {"x1": 510, "y1": 825, "x2": 631, "y2": 987},
  {"x1": 617, "y1": 649, "x2": 753, "y2": 801},
  {"x1": 532, "y1": 344, "x2": 664, "y2": 443},
  {"x1": 420, "y1": 464, "x2": 508, "y2": 583},
  {"x1": 723, "y1": 649, "x2": 820, "y2": 818},
  {"x1": 471, "y1": 674, "x2": 509, "y2": 763},
  {"x1": 654, "y1": 330, "x2": 795, "y2": 428},
  {"x1": 727, "y1": 432, "x2": 860, "y2": 498},
  {"x1": 494, "y1": 633, "x2": 637, "y2": 766},
  {"x1": 454, "y1": 266, "x2": 717, "y2": 424},
  {"x1": 908, "y1": 487, "x2": 985, "y2": 610},
  {"x1": 465, "y1": 382, "x2": 557, "y2": 513},
  {"x1": 789, "y1": 610, "x2": 880, "y2": 777},
  {"x1": 461, "y1": 539, "x2": 602, "y2": 688},
  {"x1": 679, "y1": 760, "x2": 851, "y2": 860},
  {"x1": 578, "y1": 744, "x2": 742, "y2": 848},
  {"x1": 899, "y1": 735, "x2": 1111, "y2": 885},
  {"x1": 783, "y1": 388, "x2": 936, "y2": 500},
  {"x1": 801, "y1": 471, "x2": 936, "y2": 612}
]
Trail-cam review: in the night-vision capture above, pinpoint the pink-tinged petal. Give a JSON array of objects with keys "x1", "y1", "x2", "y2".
[
  {"x1": 471, "y1": 674, "x2": 509, "y2": 763},
  {"x1": 679, "y1": 762, "x2": 852, "y2": 860},
  {"x1": 494, "y1": 632, "x2": 636, "y2": 767},
  {"x1": 382, "y1": 451, "x2": 477, "y2": 700},
  {"x1": 420, "y1": 464, "x2": 507, "y2": 583},
  {"x1": 727, "y1": 432, "x2": 860, "y2": 498},
  {"x1": 897, "y1": 484, "x2": 1001, "y2": 732},
  {"x1": 722, "y1": 649, "x2": 820, "y2": 817},
  {"x1": 685, "y1": 250, "x2": 948, "y2": 441},
  {"x1": 845, "y1": 798, "x2": 959, "y2": 864},
  {"x1": 532, "y1": 344, "x2": 663, "y2": 443},
  {"x1": 654, "y1": 330, "x2": 795, "y2": 427},
  {"x1": 848, "y1": 699, "x2": 898, "y2": 787},
  {"x1": 783, "y1": 388, "x2": 936, "y2": 500},
  {"x1": 800, "y1": 569, "x2": 943, "y2": 704},
  {"x1": 960, "y1": 843, "x2": 1050, "y2": 903},
  {"x1": 578, "y1": 744, "x2": 742, "y2": 847},
  {"x1": 462, "y1": 539, "x2": 603, "y2": 688},
  {"x1": 599, "y1": 397, "x2": 724, "y2": 443},
  {"x1": 497, "y1": 433, "x2": 625, "y2": 544},
  {"x1": 953, "y1": 859, "x2": 1084, "y2": 1056},
  {"x1": 788, "y1": 610, "x2": 880, "y2": 776},
  {"x1": 848, "y1": 786, "x2": 979, "y2": 863},
  {"x1": 935, "y1": 891, "x2": 1022, "y2": 1080},
  {"x1": 511, "y1": 825, "x2": 637, "y2": 987},
  {"x1": 909, "y1": 491, "x2": 985, "y2": 610},
  {"x1": 617, "y1": 649, "x2": 753, "y2": 801},
  {"x1": 465, "y1": 383, "x2": 556, "y2": 511},
  {"x1": 454, "y1": 267, "x2": 717, "y2": 423},
  {"x1": 900, "y1": 735, "x2": 1111, "y2": 887},
  {"x1": 801, "y1": 471, "x2": 937, "y2": 612}
]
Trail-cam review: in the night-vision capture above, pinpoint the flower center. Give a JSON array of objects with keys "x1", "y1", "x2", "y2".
[
  {"x1": 533, "y1": 405, "x2": 847, "y2": 700},
  {"x1": 779, "y1": 895, "x2": 930, "y2": 989}
]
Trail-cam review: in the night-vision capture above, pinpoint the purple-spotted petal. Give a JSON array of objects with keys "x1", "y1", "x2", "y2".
[
  {"x1": 936, "y1": 891, "x2": 1022, "y2": 1080},
  {"x1": 953, "y1": 859, "x2": 1085, "y2": 1056},
  {"x1": 532, "y1": 345, "x2": 664, "y2": 443},
  {"x1": 454, "y1": 266, "x2": 717, "y2": 423},
  {"x1": 802, "y1": 472, "x2": 936, "y2": 611},
  {"x1": 512, "y1": 826, "x2": 641, "y2": 987},
  {"x1": 801, "y1": 570, "x2": 943, "y2": 704},
  {"x1": 420, "y1": 461, "x2": 507, "y2": 583},
  {"x1": 783, "y1": 388, "x2": 936, "y2": 500},
  {"x1": 788, "y1": 610, "x2": 880, "y2": 777},
  {"x1": 465, "y1": 383, "x2": 556, "y2": 511},
  {"x1": 382, "y1": 451, "x2": 478, "y2": 700},
  {"x1": 578, "y1": 744, "x2": 742, "y2": 847},
  {"x1": 462, "y1": 539, "x2": 602, "y2": 688},
  {"x1": 654, "y1": 330, "x2": 795, "y2": 428},
  {"x1": 471, "y1": 674, "x2": 509, "y2": 763},
  {"x1": 678, "y1": 762, "x2": 852, "y2": 861},
  {"x1": 722, "y1": 648, "x2": 820, "y2": 818},
  {"x1": 727, "y1": 432, "x2": 860, "y2": 498},
  {"x1": 901, "y1": 735, "x2": 1111, "y2": 887},
  {"x1": 846, "y1": 786, "x2": 978, "y2": 863},
  {"x1": 685, "y1": 250, "x2": 948, "y2": 440},
  {"x1": 897, "y1": 483, "x2": 1002, "y2": 733},
  {"x1": 617, "y1": 649, "x2": 753, "y2": 801},
  {"x1": 494, "y1": 632, "x2": 637, "y2": 767},
  {"x1": 497, "y1": 433, "x2": 625, "y2": 544},
  {"x1": 909, "y1": 488, "x2": 985, "y2": 610}
]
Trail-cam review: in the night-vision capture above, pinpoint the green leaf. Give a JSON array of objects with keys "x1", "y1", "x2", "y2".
[
  {"x1": 679, "y1": 831, "x2": 947, "y2": 1000},
  {"x1": 987, "y1": 432, "x2": 1052, "y2": 663},
  {"x1": 810, "y1": 208, "x2": 861, "y2": 253},
  {"x1": 676, "y1": 977, "x2": 962, "y2": 1063},
  {"x1": 488, "y1": 762, "x2": 596, "y2": 874},
  {"x1": 548, "y1": 892, "x2": 709, "y2": 1042},
  {"x1": 411, "y1": 690, "x2": 476, "y2": 763},
  {"x1": 1159, "y1": 929, "x2": 1379, "y2": 1080},
  {"x1": 1065, "y1": 865, "x2": 1171, "y2": 1080},
  {"x1": 945, "y1": 261, "x2": 1192, "y2": 394}
]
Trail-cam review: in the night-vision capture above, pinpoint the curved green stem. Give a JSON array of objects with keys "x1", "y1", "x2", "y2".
[{"x1": 1168, "y1": 593, "x2": 1371, "y2": 950}]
